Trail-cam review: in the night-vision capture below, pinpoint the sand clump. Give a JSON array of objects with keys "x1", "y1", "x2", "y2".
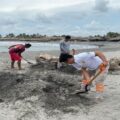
[{"x1": 109, "y1": 58, "x2": 120, "y2": 70}]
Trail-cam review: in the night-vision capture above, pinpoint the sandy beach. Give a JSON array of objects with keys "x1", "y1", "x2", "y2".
[
  {"x1": 0, "y1": 42, "x2": 120, "y2": 120},
  {"x1": 0, "y1": 0, "x2": 120, "y2": 119}
]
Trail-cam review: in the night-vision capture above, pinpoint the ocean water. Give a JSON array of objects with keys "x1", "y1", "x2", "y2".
[{"x1": 0, "y1": 41, "x2": 98, "y2": 52}]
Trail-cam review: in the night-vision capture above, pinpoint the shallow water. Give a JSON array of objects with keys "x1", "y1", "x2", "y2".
[{"x1": 0, "y1": 41, "x2": 98, "y2": 52}]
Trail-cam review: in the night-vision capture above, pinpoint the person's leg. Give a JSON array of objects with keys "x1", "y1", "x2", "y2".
[
  {"x1": 13, "y1": 53, "x2": 22, "y2": 70},
  {"x1": 82, "y1": 69, "x2": 91, "y2": 80},
  {"x1": 95, "y1": 82, "x2": 105, "y2": 100},
  {"x1": 11, "y1": 60, "x2": 15, "y2": 69},
  {"x1": 58, "y1": 54, "x2": 63, "y2": 69},
  {"x1": 57, "y1": 61, "x2": 62, "y2": 69},
  {"x1": 9, "y1": 53, "x2": 15, "y2": 69},
  {"x1": 95, "y1": 68, "x2": 108, "y2": 99},
  {"x1": 81, "y1": 69, "x2": 91, "y2": 91},
  {"x1": 17, "y1": 60, "x2": 21, "y2": 70}
]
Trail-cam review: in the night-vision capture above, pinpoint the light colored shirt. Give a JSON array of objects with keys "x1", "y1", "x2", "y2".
[
  {"x1": 60, "y1": 40, "x2": 70, "y2": 54},
  {"x1": 72, "y1": 52, "x2": 103, "y2": 70}
]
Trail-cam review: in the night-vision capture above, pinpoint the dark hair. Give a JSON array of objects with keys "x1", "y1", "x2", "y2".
[
  {"x1": 25, "y1": 43, "x2": 31, "y2": 48},
  {"x1": 65, "y1": 35, "x2": 71, "y2": 40},
  {"x1": 59, "y1": 53, "x2": 73, "y2": 62}
]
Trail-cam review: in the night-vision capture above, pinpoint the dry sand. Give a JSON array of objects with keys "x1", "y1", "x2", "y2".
[{"x1": 0, "y1": 48, "x2": 120, "y2": 120}]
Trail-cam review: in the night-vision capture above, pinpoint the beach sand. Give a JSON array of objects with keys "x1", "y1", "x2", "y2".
[{"x1": 0, "y1": 44, "x2": 120, "y2": 120}]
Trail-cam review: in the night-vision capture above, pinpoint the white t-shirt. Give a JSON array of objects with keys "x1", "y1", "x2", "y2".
[{"x1": 72, "y1": 52, "x2": 103, "y2": 70}]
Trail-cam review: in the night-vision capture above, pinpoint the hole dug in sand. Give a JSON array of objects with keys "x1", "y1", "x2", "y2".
[{"x1": 0, "y1": 68, "x2": 97, "y2": 120}]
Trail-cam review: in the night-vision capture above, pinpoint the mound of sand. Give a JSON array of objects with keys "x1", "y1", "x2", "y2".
[
  {"x1": 35, "y1": 54, "x2": 81, "y2": 74},
  {"x1": 109, "y1": 58, "x2": 120, "y2": 70},
  {"x1": 0, "y1": 53, "x2": 120, "y2": 120},
  {"x1": 0, "y1": 66, "x2": 83, "y2": 120}
]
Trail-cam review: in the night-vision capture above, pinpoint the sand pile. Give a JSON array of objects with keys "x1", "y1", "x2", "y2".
[
  {"x1": 0, "y1": 66, "x2": 86, "y2": 120},
  {"x1": 109, "y1": 58, "x2": 120, "y2": 70}
]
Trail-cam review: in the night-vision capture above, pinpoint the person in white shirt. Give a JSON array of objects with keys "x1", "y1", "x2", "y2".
[{"x1": 59, "y1": 51, "x2": 109, "y2": 99}]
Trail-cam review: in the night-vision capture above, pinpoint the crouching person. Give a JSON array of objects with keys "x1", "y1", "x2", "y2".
[
  {"x1": 59, "y1": 51, "x2": 109, "y2": 99},
  {"x1": 9, "y1": 43, "x2": 31, "y2": 70}
]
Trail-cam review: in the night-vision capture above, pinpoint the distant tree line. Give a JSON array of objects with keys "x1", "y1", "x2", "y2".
[
  {"x1": 106, "y1": 32, "x2": 120, "y2": 38},
  {"x1": 0, "y1": 32, "x2": 119, "y2": 38},
  {"x1": 94, "y1": 32, "x2": 120, "y2": 38},
  {"x1": 0, "y1": 33, "x2": 47, "y2": 38}
]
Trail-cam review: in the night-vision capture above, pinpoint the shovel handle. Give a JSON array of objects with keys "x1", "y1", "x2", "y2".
[
  {"x1": 22, "y1": 58, "x2": 33, "y2": 64},
  {"x1": 85, "y1": 63, "x2": 107, "y2": 91}
]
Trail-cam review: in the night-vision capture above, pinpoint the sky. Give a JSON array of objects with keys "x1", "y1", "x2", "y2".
[{"x1": 0, "y1": 0, "x2": 120, "y2": 36}]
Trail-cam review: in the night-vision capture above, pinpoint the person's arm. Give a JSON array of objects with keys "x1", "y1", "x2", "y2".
[
  {"x1": 18, "y1": 49, "x2": 25, "y2": 57},
  {"x1": 18, "y1": 52, "x2": 22, "y2": 57},
  {"x1": 81, "y1": 68, "x2": 91, "y2": 81},
  {"x1": 95, "y1": 51, "x2": 108, "y2": 66},
  {"x1": 8, "y1": 45, "x2": 16, "y2": 49},
  {"x1": 71, "y1": 49, "x2": 76, "y2": 55}
]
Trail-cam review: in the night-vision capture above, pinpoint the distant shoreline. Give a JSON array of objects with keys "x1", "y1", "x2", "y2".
[
  {"x1": 0, "y1": 36, "x2": 120, "y2": 42},
  {"x1": 0, "y1": 39, "x2": 120, "y2": 53}
]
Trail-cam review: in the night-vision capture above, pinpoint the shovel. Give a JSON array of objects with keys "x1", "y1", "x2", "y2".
[
  {"x1": 75, "y1": 64, "x2": 107, "y2": 94},
  {"x1": 22, "y1": 58, "x2": 35, "y2": 65}
]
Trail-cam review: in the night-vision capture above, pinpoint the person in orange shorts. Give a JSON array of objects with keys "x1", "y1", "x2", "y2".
[
  {"x1": 59, "y1": 51, "x2": 109, "y2": 99},
  {"x1": 9, "y1": 43, "x2": 31, "y2": 70}
]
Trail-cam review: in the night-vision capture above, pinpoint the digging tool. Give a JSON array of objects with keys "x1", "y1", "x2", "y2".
[
  {"x1": 22, "y1": 58, "x2": 35, "y2": 65},
  {"x1": 75, "y1": 63, "x2": 107, "y2": 94}
]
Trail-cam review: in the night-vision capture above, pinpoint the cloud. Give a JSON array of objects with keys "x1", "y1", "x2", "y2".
[
  {"x1": 0, "y1": 0, "x2": 94, "y2": 35},
  {"x1": 0, "y1": 0, "x2": 119, "y2": 36},
  {"x1": 0, "y1": 0, "x2": 86, "y2": 12},
  {"x1": 109, "y1": 0, "x2": 120, "y2": 10},
  {"x1": 82, "y1": 20, "x2": 111, "y2": 36},
  {"x1": 85, "y1": 20, "x2": 106, "y2": 31},
  {"x1": 94, "y1": 0, "x2": 109, "y2": 12}
]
